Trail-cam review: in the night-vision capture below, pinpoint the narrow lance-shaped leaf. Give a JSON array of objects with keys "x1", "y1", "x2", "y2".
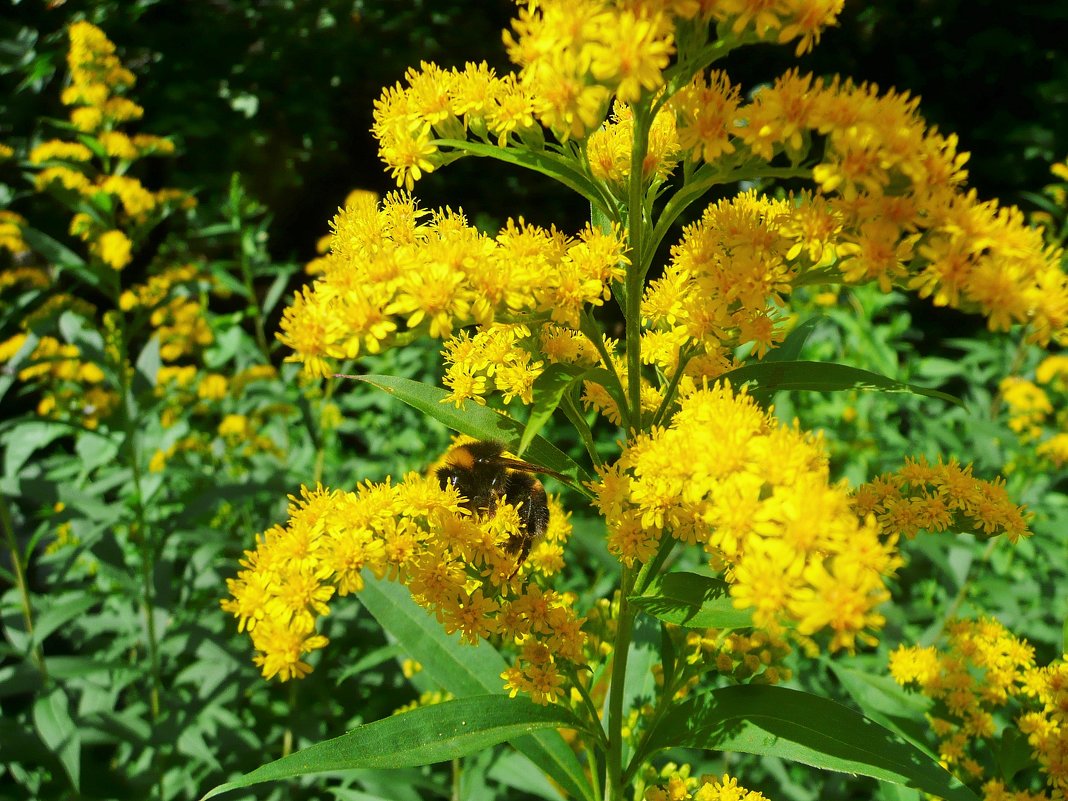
[
  {"x1": 518, "y1": 363, "x2": 588, "y2": 458},
  {"x1": 720, "y1": 360, "x2": 963, "y2": 406},
  {"x1": 199, "y1": 695, "x2": 585, "y2": 800},
  {"x1": 338, "y1": 373, "x2": 593, "y2": 490},
  {"x1": 829, "y1": 662, "x2": 936, "y2": 759},
  {"x1": 634, "y1": 685, "x2": 978, "y2": 801},
  {"x1": 33, "y1": 687, "x2": 80, "y2": 793},
  {"x1": 358, "y1": 575, "x2": 597, "y2": 801},
  {"x1": 763, "y1": 317, "x2": 827, "y2": 363}
]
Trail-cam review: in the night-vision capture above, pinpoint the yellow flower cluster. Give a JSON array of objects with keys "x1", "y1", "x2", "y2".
[
  {"x1": 890, "y1": 618, "x2": 1068, "y2": 800},
  {"x1": 999, "y1": 356, "x2": 1068, "y2": 469},
  {"x1": 119, "y1": 263, "x2": 206, "y2": 311},
  {"x1": 284, "y1": 5, "x2": 1068, "y2": 422},
  {"x1": 709, "y1": 0, "x2": 846, "y2": 55},
  {"x1": 149, "y1": 296, "x2": 213, "y2": 362},
  {"x1": 442, "y1": 323, "x2": 543, "y2": 407},
  {"x1": 728, "y1": 71, "x2": 1065, "y2": 343},
  {"x1": 372, "y1": 1, "x2": 846, "y2": 187},
  {"x1": 149, "y1": 365, "x2": 283, "y2": 470},
  {"x1": 588, "y1": 100, "x2": 680, "y2": 187},
  {"x1": 593, "y1": 382, "x2": 900, "y2": 651},
  {"x1": 223, "y1": 456, "x2": 583, "y2": 702},
  {"x1": 643, "y1": 190, "x2": 799, "y2": 364},
  {"x1": 64, "y1": 20, "x2": 139, "y2": 133},
  {"x1": 682, "y1": 628, "x2": 792, "y2": 686},
  {"x1": 28, "y1": 23, "x2": 188, "y2": 273},
  {"x1": 0, "y1": 211, "x2": 32, "y2": 258},
  {"x1": 644, "y1": 765, "x2": 771, "y2": 801},
  {"x1": 852, "y1": 456, "x2": 1031, "y2": 544},
  {"x1": 278, "y1": 192, "x2": 627, "y2": 377},
  {"x1": 6, "y1": 335, "x2": 118, "y2": 429}
]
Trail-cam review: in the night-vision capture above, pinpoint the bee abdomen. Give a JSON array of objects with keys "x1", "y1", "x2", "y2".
[{"x1": 503, "y1": 472, "x2": 549, "y2": 553}]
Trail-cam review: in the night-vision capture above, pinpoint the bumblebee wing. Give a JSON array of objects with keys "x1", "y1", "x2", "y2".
[{"x1": 492, "y1": 456, "x2": 570, "y2": 484}]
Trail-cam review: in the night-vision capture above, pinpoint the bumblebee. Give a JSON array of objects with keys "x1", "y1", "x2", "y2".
[{"x1": 436, "y1": 440, "x2": 567, "y2": 577}]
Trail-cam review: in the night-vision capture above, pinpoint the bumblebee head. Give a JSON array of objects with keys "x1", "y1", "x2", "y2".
[{"x1": 436, "y1": 440, "x2": 508, "y2": 507}]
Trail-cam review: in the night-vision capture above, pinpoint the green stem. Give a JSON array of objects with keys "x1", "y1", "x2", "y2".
[
  {"x1": 580, "y1": 311, "x2": 631, "y2": 432},
  {"x1": 625, "y1": 106, "x2": 652, "y2": 431},
  {"x1": 624, "y1": 650, "x2": 690, "y2": 785},
  {"x1": 232, "y1": 221, "x2": 272, "y2": 365},
  {"x1": 0, "y1": 494, "x2": 47, "y2": 679},
  {"x1": 111, "y1": 301, "x2": 164, "y2": 801},
  {"x1": 650, "y1": 344, "x2": 696, "y2": 428},
  {"x1": 282, "y1": 682, "x2": 297, "y2": 757},
  {"x1": 633, "y1": 534, "x2": 678, "y2": 597},
  {"x1": 566, "y1": 663, "x2": 610, "y2": 750},
  {"x1": 313, "y1": 372, "x2": 341, "y2": 485},
  {"x1": 605, "y1": 566, "x2": 636, "y2": 801},
  {"x1": 118, "y1": 329, "x2": 162, "y2": 723},
  {"x1": 926, "y1": 537, "x2": 999, "y2": 645},
  {"x1": 562, "y1": 392, "x2": 604, "y2": 468}
]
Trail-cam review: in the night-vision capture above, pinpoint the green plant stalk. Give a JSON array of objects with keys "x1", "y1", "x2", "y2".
[
  {"x1": 927, "y1": 537, "x2": 1000, "y2": 645},
  {"x1": 625, "y1": 106, "x2": 653, "y2": 430},
  {"x1": 99, "y1": 235, "x2": 164, "y2": 733},
  {"x1": 605, "y1": 565, "x2": 636, "y2": 801},
  {"x1": 0, "y1": 494, "x2": 47, "y2": 679},
  {"x1": 563, "y1": 662, "x2": 609, "y2": 801},
  {"x1": 282, "y1": 681, "x2": 298, "y2": 758},
  {"x1": 579, "y1": 310, "x2": 631, "y2": 431},
  {"x1": 561, "y1": 392, "x2": 604, "y2": 468},
  {"x1": 235, "y1": 224, "x2": 272, "y2": 364},
  {"x1": 650, "y1": 344, "x2": 696, "y2": 428},
  {"x1": 313, "y1": 371, "x2": 342, "y2": 485},
  {"x1": 624, "y1": 642, "x2": 692, "y2": 784},
  {"x1": 106, "y1": 281, "x2": 165, "y2": 801}
]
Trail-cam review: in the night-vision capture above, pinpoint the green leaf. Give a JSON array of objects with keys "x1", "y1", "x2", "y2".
[
  {"x1": 431, "y1": 139, "x2": 611, "y2": 216},
  {"x1": 133, "y1": 334, "x2": 161, "y2": 396},
  {"x1": 630, "y1": 572, "x2": 753, "y2": 630},
  {"x1": 2, "y1": 420, "x2": 72, "y2": 478},
  {"x1": 518, "y1": 364, "x2": 587, "y2": 457},
  {"x1": 0, "y1": 330, "x2": 36, "y2": 407},
  {"x1": 342, "y1": 374, "x2": 593, "y2": 488},
  {"x1": 205, "y1": 262, "x2": 251, "y2": 298},
  {"x1": 829, "y1": 663, "x2": 935, "y2": 758},
  {"x1": 19, "y1": 225, "x2": 86, "y2": 271},
  {"x1": 31, "y1": 594, "x2": 100, "y2": 647},
  {"x1": 993, "y1": 726, "x2": 1034, "y2": 783},
  {"x1": 637, "y1": 685, "x2": 977, "y2": 801},
  {"x1": 358, "y1": 575, "x2": 595, "y2": 801},
  {"x1": 720, "y1": 360, "x2": 963, "y2": 406},
  {"x1": 33, "y1": 686, "x2": 80, "y2": 792},
  {"x1": 58, "y1": 310, "x2": 107, "y2": 367},
  {"x1": 262, "y1": 266, "x2": 294, "y2": 317},
  {"x1": 765, "y1": 317, "x2": 827, "y2": 363},
  {"x1": 201, "y1": 695, "x2": 583, "y2": 800}
]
